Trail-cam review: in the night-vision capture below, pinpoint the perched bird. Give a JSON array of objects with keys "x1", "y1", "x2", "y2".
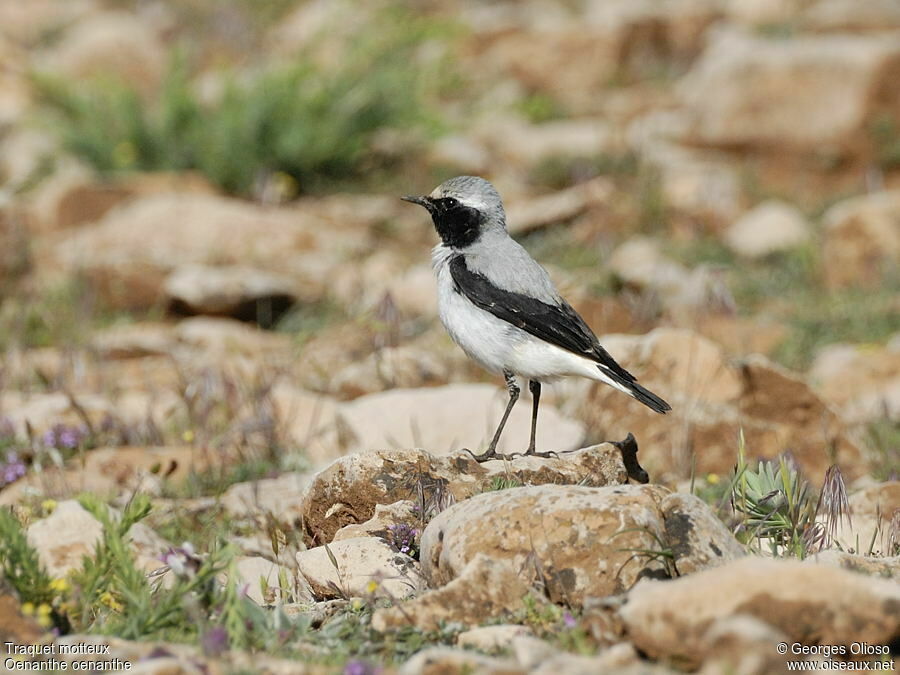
[{"x1": 403, "y1": 176, "x2": 670, "y2": 461}]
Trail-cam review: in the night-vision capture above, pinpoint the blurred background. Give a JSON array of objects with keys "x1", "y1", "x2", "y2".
[{"x1": 0, "y1": 0, "x2": 898, "y2": 498}]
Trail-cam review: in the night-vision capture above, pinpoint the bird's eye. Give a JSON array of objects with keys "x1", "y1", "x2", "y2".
[{"x1": 443, "y1": 197, "x2": 459, "y2": 208}]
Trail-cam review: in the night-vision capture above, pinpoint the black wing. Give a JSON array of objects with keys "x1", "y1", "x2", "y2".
[{"x1": 448, "y1": 255, "x2": 635, "y2": 383}]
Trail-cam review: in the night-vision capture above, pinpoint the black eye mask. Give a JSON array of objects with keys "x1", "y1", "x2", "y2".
[{"x1": 430, "y1": 199, "x2": 484, "y2": 249}]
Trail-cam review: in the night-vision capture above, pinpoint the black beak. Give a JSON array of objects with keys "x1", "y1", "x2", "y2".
[{"x1": 401, "y1": 195, "x2": 434, "y2": 211}]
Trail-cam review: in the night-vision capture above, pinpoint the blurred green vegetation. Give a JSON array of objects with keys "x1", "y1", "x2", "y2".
[{"x1": 33, "y1": 8, "x2": 452, "y2": 197}]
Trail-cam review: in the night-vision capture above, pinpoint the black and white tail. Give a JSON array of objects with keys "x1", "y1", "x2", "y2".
[{"x1": 596, "y1": 363, "x2": 671, "y2": 414}]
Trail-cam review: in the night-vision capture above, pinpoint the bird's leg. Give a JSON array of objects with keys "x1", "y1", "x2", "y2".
[
  {"x1": 520, "y1": 380, "x2": 558, "y2": 458},
  {"x1": 465, "y1": 370, "x2": 519, "y2": 462}
]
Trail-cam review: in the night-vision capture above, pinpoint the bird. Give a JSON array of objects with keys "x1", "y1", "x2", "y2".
[{"x1": 402, "y1": 176, "x2": 670, "y2": 462}]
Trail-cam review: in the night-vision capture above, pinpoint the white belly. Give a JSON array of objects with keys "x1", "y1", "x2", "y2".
[{"x1": 435, "y1": 255, "x2": 604, "y2": 383}]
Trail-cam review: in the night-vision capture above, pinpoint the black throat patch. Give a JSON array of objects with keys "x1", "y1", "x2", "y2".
[{"x1": 430, "y1": 198, "x2": 484, "y2": 249}]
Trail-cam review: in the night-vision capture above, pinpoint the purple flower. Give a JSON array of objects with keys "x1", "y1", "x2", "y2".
[
  {"x1": 562, "y1": 612, "x2": 577, "y2": 629},
  {"x1": 159, "y1": 542, "x2": 200, "y2": 578},
  {"x1": 344, "y1": 661, "x2": 379, "y2": 675},
  {"x1": 1, "y1": 451, "x2": 26, "y2": 486},
  {"x1": 387, "y1": 523, "x2": 420, "y2": 559},
  {"x1": 201, "y1": 626, "x2": 229, "y2": 657},
  {"x1": 41, "y1": 424, "x2": 88, "y2": 450}
]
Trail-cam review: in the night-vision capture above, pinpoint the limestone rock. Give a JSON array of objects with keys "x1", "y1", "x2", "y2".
[
  {"x1": 807, "y1": 550, "x2": 900, "y2": 580},
  {"x1": 164, "y1": 264, "x2": 298, "y2": 325},
  {"x1": 826, "y1": 482, "x2": 900, "y2": 557},
  {"x1": 421, "y1": 484, "x2": 671, "y2": 604},
  {"x1": 802, "y1": 0, "x2": 900, "y2": 33},
  {"x1": 505, "y1": 177, "x2": 614, "y2": 235},
  {"x1": 724, "y1": 200, "x2": 811, "y2": 259},
  {"x1": 477, "y1": 117, "x2": 614, "y2": 168},
  {"x1": 295, "y1": 536, "x2": 424, "y2": 601},
  {"x1": 810, "y1": 340, "x2": 900, "y2": 423},
  {"x1": 333, "y1": 500, "x2": 419, "y2": 542},
  {"x1": 50, "y1": 193, "x2": 328, "y2": 310},
  {"x1": 822, "y1": 191, "x2": 900, "y2": 289},
  {"x1": 299, "y1": 445, "x2": 627, "y2": 546},
  {"x1": 336, "y1": 384, "x2": 584, "y2": 457},
  {"x1": 679, "y1": 28, "x2": 900, "y2": 152},
  {"x1": 661, "y1": 492, "x2": 746, "y2": 575},
  {"x1": 269, "y1": 381, "x2": 342, "y2": 468},
  {"x1": 398, "y1": 645, "x2": 522, "y2": 675},
  {"x1": 698, "y1": 615, "x2": 793, "y2": 675},
  {"x1": 372, "y1": 553, "x2": 532, "y2": 632},
  {"x1": 619, "y1": 557, "x2": 900, "y2": 668},
  {"x1": 25, "y1": 500, "x2": 168, "y2": 578},
  {"x1": 0, "y1": 446, "x2": 206, "y2": 506},
  {"x1": 220, "y1": 472, "x2": 312, "y2": 524},
  {"x1": 570, "y1": 328, "x2": 865, "y2": 483},
  {"x1": 38, "y1": 11, "x2": 166, "y2": 97},
  {"x1": 232, "y1": 556, "x2": 312, "y2": 606},
  {"x1": 330, "y1": 347, "x2": 450, "y2": 400},
  {"x1": 457, "y1": 624, "x2": 534, "y2": 652}
]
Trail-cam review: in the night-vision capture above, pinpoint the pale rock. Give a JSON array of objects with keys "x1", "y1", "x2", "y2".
[
  {"x1": 336, "y1": 384, "x2": 584, "y2": 457},
  {"x1": 457, "y1": 624, "x2": 534, "y2": 651},
  {"x1": 532, "y1": 645, "x2": 671, "y2": 675},
  {"x1": 478, "y1": 117, "x2": 614, "y2": 168},
  {"x1": 0, "y1": 446, "x2": 206, "y2": 506},
  {"x1": 91, "y1": 322, "x2": 178, "y2": 359},
  {"x1": 164, "y1": 264, "x2": 298, "y2": 322},
  {"x1": 662, "y1": 492, "x2": 746, "y2": 575},
  {"x1": 679, "y1": 27, "x2": 900, "y2": 150},
  {"x1": 428, "y1": 134, "x2": 491, "y2": 175},
  {"x1": 232, "y1": 532, "x2": 302, "y2": 569},
  {"x1": 807, "y1": 550, "x2": 900, "y2": 580},
  {"x1": 698, "y1": 615, "x2": 793, "y2": 675},
  {"x1": 822, "y1": 191, "x2": 900, "y2": 289},
  {"x1": 724, "y1": 0, "x2": 805, "y2": 26},
  {"x1": 0, "y1": 0, "x2": 97, "y2": 46},
  {"x1": 810, "y1": 340, "x2": 900, "y2": 423},
  {"x1": 802, "y1": 0, "x2": 900, "y2": 33},
  {"x1": 511, "y1": 636, "x2": 558, "y2": 669},
  {"x1": 0, "y1": 390, "x2": 113, "y2": 439},
  {"x1": 724, "y1": 200, "x2": 811, "y2": 259},
  {"x1": 0, "y1": 128, "x2": 60, "y2": 193},
  {"x1": 269, "y1": 381, "x2": 342, "y2": 468},
  {"x1": 619, "y1": 557, "x2": 900, "y2": 668},
  {"x1": 505, "y1": 177, "x2": 614, "y2": 235},
  {"x1": 398, "y1": 646, "x2": 522, "y2": 675},
  {"x1": 331, "y1": 347, "x2": 450, "y2": 400},
  {"x1": 25, "y1": 500, "x2": 168, "y2": 578},
  {"x1": 38, "y1": 11, "x2": 166, "y2": 97},
  {"x1": 51, "y1": 193, "x2": 327, "y2": 310},
  {"x1": 333, "y1": 500, "x2": 419, "y2": 542},
  {"x1": 173, "y1": 316, "x2": 294, "y2": 356},
  {"x1": 221, "y1": 472, "x2": 312, "y2": 523},
  {"x1": 295, "y1": 536, "x2": 424, "y2": 601},
  {"x1": 421, "y1": 484, "x2": 671, "y2": 604},
  {"x1": 607, "y1": 237, "x2": 728, "y2": 314},
  {"x1": 373, "y1": 553, "x2": 532, "y2": 632},
  {"x1": 232, "y1": 556, "x2": 312, "y2": 606},
  {"x1": 299, "y1": 446, "x2": 627, "y2": 546}
]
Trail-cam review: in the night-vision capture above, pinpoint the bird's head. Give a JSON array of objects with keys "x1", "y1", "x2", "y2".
[{"x1": 402, "y1": 175, "x2": 506, "y2": 249}]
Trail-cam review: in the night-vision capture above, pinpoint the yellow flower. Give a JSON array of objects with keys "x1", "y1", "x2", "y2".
[
  {"x1": 21, "y1": 602, "x2": 34, "y2": 615},
  {"x1": 706, "y1": 473, "x2": 720, "y2": 485},
  {"x1": 366, "y1": 580, "x2": 379, "y2": 594},
  {"x1": 49, "y1": 578, "x2": 69, "y2": 593},
  {"x1": 99, "y1": 591, "x2": 123, "y2": 612},
  {"x1": 182, "y1": 430, "x2": 195, "y2": 443},
  {"x1": 41, "y1": 499, "x2": 57, "y2": 514},
  {"x1": 37, "y1": 603, "x2": 52, "y2": 616}
]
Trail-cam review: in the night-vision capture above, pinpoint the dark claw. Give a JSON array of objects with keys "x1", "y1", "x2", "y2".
[{"x1": 463, "y1": 448, "x2": 517, "y2": 463}]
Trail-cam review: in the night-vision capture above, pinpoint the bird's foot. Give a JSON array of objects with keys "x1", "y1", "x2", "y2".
[
  {"x1": 462, "y1": 447, "x2": 518, "y2": 463},
  {"x1": 510, "y1": 448, "x2": 559, "y2": 459}
]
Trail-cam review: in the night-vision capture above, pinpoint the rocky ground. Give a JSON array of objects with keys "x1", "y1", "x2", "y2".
[{"x1": 0, "y1": 0, "x2": 898, "y2": 673}]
